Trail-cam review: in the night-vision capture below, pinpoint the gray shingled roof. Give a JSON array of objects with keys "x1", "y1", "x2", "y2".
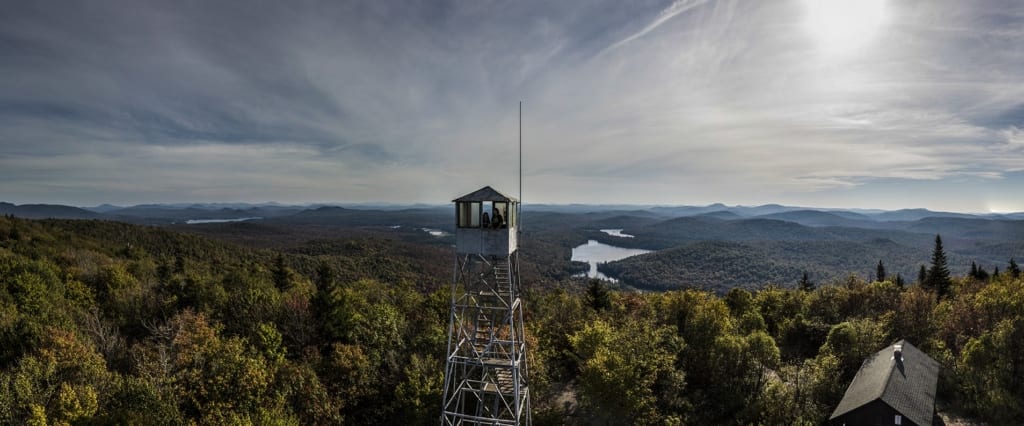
[
  {"x1": 830, "y1": 339, "x2": 940, "y2": 426},
  {"x1": 452, "y1": 186, "x2": 517, "y2": 202}
]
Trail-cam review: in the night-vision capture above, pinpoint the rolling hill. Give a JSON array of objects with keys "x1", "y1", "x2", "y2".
[
  {"x1": 753, "y1": 210, "x2": 883, "y2": 228},
  {"x1": 599, "y1": 238, "x2": 981, "y2": 294},
  {"x1": 0, "y1": 202, "x2": 100, "y2": 219}
]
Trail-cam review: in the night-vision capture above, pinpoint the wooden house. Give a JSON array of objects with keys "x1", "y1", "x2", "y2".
[{"x1": 830, "y1": 340, "x2": 940, "y2": 426}]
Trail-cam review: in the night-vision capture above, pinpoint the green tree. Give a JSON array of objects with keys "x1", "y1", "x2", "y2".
[
  {"x1": 275, "y1": 362, "x2": 340, "y2": 424},
  {"x1": 585, "y1": 279, "x2": 611, "y2": 311},
  {"x1": 1009, "y1": 258, "x2": 1021, "y2": 279},
  {"x1": 315, "y1": 262, "x2": 336, "y2": 293},
  {"x1": 393, "y1": 354, "x2": 443, "y2": 423},
  {"x1": 970, "y1": 261, "x2": 992, "y2": 281},
  {"x1": 9, "y1": 224, "x2": 21, "y2": 241},
  {"x1": 876, "y1": 260, "x2": 886, "y2": 283},
  {"x1": 925, "y1": 235, "x2": 951, "y2": 298},
  {"x1": 799, "y1": 272, "x2": 814, "y2": 292},
  {"x1": 322, "y1": 343, "x2": 376, "y2": 419},
  {"x1": 725, "y1": 288, "x2": 766, "y2": 334},
  {"x1": 322, "y1": 279, "x2": 407, "y2": 358},
  {"x1": 529, "y1": 288, "x2": 587, "y2": 382},
  {"x1": 570, "y1": 318, "x2": 685, "y2": 424},
  {"x1": 168, "y1": 310, "x2": 280, "y2": 423},
  {"x1": 1, "y1": 329, "x2": 110, "y2": 425},
  {"x1": 820, "y1": 319, "x2": 887, "y2": 383},
  {"x1": 745, "y1": 331, "x2": 781, "y2": 395},
  {"x1": 756, "y1": 285, "x2": 809, "y2": 339},
  {"x1": 725, "y1": 288, "x2": 755, "y2": 315},
  {"x1": 959, "y1": 318, "x2": 1024, "y2": 423},
  {"x1": 102, "y1": 375, "x2": 183, "y2": 424},
  {"x1": 889, "y1": 286, "x2": 936, "y2": 346},
  {"x1": 894, "y1": 273, "x2": 905, "y2": 289},
  {"x1": 918, "y1": 265, "x2": 927, "y2": 285},
  {"x1": 272, "y1": 254, "x2": 294, "y2": 291}
]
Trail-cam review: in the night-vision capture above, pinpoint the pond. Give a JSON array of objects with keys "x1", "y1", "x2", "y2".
[{"x1": 571, "y1": 240, "x2": 651, "y2": 281}]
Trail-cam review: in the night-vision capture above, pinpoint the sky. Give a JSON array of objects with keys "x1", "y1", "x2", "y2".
[{"x1": 2, "y1": 0, "x2": 1023, "y2": 212}]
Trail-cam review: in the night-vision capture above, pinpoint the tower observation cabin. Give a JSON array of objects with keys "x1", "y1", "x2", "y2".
[{"x1": 454, "y1": 186, "x2": 518, "y2": 257}]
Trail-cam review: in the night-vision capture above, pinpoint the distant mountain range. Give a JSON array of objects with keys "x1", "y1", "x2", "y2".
[
  {"x1": 4, "y1": 200, "x2": 1022, "y2": 293},
  {"x1": 3, "y1": 200, "x2": 1022, "y2": 226}
]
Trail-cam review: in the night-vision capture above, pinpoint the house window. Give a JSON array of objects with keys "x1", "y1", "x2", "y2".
[{"x1": 894, "y1": 414, "x2": 902, "y2": 425}]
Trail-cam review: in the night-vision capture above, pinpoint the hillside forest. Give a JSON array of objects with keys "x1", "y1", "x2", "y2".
[{"x1": 1, "y1": 215, "x2": 1023, "y2": 424}]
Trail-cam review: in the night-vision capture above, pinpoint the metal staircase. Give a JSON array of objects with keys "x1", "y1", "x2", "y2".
[{"x1": 442, "y1": 253, "x2": 530, "y2": 426}]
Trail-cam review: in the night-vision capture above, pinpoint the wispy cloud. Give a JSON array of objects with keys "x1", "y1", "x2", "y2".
[
  {"x1": 1, "y1": 0, "x2": 1023, "y2": 211},
  {"x1": 601, "y1": 0, "x2": 710, "y2": 54}
]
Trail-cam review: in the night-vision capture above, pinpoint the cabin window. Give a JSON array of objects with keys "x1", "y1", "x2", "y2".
[
  {"x1": 492, "y1": 202, "x2": 507, "y2": 228},
  {"x1": 482, "y1": 201, "x2": 493, "y2": 227},
  {"x1": 457, "y1": 202, "x2": 481, "y2": 228},
  {"x1": 456, "y1": 200, "x2": 516, "y2": 228},
  {"x1": 894, "y1": 415, "x2": 901, "y2": 425}
]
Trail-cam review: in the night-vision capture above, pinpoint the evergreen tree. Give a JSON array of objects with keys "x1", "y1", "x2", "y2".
[
  {"x1": 918, "y1": 265, "x2": 927, "y2": 285},
  {"x1": 993, "y1": 266, "x2": 1000, "y2": 279},
  {"x1": 315, "y1": 262, "x2": 337, "y2": 292},
  {"x1": 272, "y1": 253, "x2": 292, "y2": 291},
  {"x1": 586, "y1": 279, "x2": 611, "y2": 311},
  {"x1": 894, "y1": 273, "x2": 905, "y2": 289},
  {"x1": 157, "y1": 257, "x2": 173, "y2": 283},
  {"x1": 174, "y1": 254, "x2": 186, "y2": 274},
  {"x1": 876, "y1": 260, "x2": 886, "y2": 283},
  {"x1": 1009, "y1": 258, "x2": 1021, "y2": 279},
  {"x1": 799, "y1": 271, "x2": 814, "y2": 292},
  {"x1": 977, "y1": 264, "x2": 990, "y2": 281},
  {"x1": 925, "y1": 235, "x2": 952, "y2": 298},
  {"x1": 970, "y1": 262, "x2": 979, "y2": 280}
]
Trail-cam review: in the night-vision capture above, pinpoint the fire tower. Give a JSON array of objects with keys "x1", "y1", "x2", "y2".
[{"x1": 442, "y1": 186, "x2": 531, "y2": 425}]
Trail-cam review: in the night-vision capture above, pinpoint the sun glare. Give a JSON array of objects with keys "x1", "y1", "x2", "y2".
[
  {"x1": 985, "y1": 201, "x2": 1024, "y2": 215},
  {"x1": 803, "y1": 0, "x2": 887, "y2": 55}
]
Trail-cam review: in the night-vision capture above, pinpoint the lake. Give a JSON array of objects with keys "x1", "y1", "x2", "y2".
[
  {"x1": 600, "y1": 228, "x2": 635, "y2": 238},
  {"x1": 185, "y1": 217, "x2": 261, "y2": 224},
  {"x1": 421, "y1": 228, "x2": 449, "y2": 237},
  {"x1": 571, "y1": 239, "x2": 651, "y2": 281}
]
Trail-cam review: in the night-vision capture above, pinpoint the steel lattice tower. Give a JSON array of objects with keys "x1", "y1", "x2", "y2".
[{"x1": 442, "y1": 186, "x2": 530, "y2": 426}]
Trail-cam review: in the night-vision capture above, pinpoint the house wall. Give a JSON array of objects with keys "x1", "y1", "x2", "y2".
[{"x1": 831, "y1": 400, "x2": 919, "y2": 426}]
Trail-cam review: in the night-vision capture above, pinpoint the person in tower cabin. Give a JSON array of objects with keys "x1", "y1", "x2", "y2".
[
  {"x1": 482, "y1": 211, "x2": 490, "y2": 228},
  {"x1": 492, "y1": 207, "x2": 503, "y2": 229}
]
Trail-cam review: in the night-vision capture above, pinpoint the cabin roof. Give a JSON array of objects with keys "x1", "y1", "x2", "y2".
[
  {"x1": 453, "y1": 186, "x2": 518, "y2": 203},
  {"x1": 830, "y1": 339, "x2": 940, "y2": 426}
]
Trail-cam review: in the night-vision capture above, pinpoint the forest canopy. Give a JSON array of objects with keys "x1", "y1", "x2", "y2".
[{"x1": 1, "y1": 216, "x2": 1022, "y2": 424}]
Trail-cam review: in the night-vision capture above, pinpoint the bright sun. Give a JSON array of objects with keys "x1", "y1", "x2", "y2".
[{"x1": 803, "y1": 0, "x2": 887, "y2": 55}]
